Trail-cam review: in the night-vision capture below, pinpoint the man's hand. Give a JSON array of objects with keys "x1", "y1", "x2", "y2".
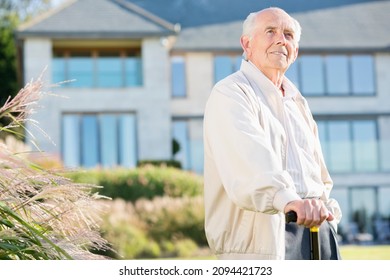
[{"x1": 284, "y1": 199, "x2": 334, "y2": 228}]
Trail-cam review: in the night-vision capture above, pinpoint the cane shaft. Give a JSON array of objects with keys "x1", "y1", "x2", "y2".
[{"x1": 310, "y1": 226, "x2": 321, "y2": 260}]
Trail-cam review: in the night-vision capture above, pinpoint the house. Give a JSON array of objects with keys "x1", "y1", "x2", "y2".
[{"x1": 15, "y1": 0, "x2": 390, "y2": 243}]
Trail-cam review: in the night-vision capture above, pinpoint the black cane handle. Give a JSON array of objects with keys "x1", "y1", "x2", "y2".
[{"x1": 285, "y1": 211, "x2": 298, "y2": 223}]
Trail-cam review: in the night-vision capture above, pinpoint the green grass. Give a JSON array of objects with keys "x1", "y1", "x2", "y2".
[
  {"x1": 340, "y1": 245, "x2": 390, "y2": 260},
  {"x1": 180, "y1": 245, "x2": 390, "y2": 260}
]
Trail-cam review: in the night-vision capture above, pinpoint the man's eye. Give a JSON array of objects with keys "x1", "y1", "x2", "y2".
[{"x1": 285, "y1": 33, "x2": 293, "y2": 39}]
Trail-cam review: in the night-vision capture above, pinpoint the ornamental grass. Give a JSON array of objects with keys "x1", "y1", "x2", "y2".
[{"x1": 0, "y1": 76, "x2": 109, "y2": 259}]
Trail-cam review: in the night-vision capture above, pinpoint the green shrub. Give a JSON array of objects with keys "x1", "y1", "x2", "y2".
[
  {"x1": 135, "y1": 196, "x2": 207, "y2": 246},
  {"x1": 174, "y1": 239, "x2": 199, "y2": 258},
  {"x1": 98, "y1": 197, "x2": 207, "y2": 259},
  {"x1": 99, "y1": 199, "x2": 161, "y2": 259},
  {"x1": 65, "y1": 165, "x2": 203, "y2": 202},
  {"x1": 138, "y1": 159, "x2": 182, "y2": 169}
]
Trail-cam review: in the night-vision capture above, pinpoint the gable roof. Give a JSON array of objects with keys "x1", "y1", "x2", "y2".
[
  {"x1": 16, "y1": 0, "x2": 179, "y2": 39},
  {"x1": 16, "y1": 0, "x2": 390, "y2": 52}
]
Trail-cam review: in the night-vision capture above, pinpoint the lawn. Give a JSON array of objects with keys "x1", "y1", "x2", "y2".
[
  {"x1": 340, "y1": 245, "x2": 390, "y2": 260},
  {"x1": 188, "y1": 245, "x2": 390, "y2": 260}
]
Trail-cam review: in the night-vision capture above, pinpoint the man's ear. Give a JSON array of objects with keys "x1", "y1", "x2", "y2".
[
  {"x1": 293, "y1": 46, "x2": 299, "y2": 61},
  {"x1": 240, "y1": 35, "x2": 251, "y2": 58}
]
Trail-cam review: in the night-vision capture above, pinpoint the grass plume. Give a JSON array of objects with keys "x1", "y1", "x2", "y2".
[{"x1": 0, "y1": 76, "x2": 110, "y2": 259}]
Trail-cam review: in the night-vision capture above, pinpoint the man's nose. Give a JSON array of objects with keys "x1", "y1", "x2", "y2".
[{"x1": 276, "y1": 33, "x2": 287, "y2": 45}]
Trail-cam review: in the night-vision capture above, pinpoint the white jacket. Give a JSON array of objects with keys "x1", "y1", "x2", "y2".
[{"x1": 203, "y1": 60, "x2": 341, "y2": 259}]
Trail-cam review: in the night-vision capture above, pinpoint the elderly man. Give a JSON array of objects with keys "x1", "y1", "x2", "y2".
[{"x1": 203, "y1": 7, "x2": 341, "y2": 259}]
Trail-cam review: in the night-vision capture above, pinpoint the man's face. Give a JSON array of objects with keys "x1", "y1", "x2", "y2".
[{"x1": 241, "y1": 10, "x2": 299, "y2": 75}]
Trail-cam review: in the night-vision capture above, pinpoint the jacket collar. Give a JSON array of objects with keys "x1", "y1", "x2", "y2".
[{"x1": 240, "y1": 59, "x2": 304, "y2": 105}]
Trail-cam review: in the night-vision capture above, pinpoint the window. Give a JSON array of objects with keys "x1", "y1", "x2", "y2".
[
  {"x1": 172, "y1": 118, "x2": 204, "y2": 173},
  {"x1": 52, "y1": 48, "x2": 142, "y2": 88},
  {"x1": 214, "y1": 55, "x2": 242, "y2": 82},
  {"x1": 316, "y1": 119, "x2": 379, "y2": 173},
  {"x1": 97, "y1": 53, "x2": 122, "y2": 87},
  {"x1": 171, "y1": 56, "x2": 186, "y2": 97},
  {"x1": 172, "y1": 120, "x2": 190, "y2": 169},
  {"x1": 326, "y1": 55, "x2": 349, "y2": 95},
  {"x1": 351, "y1": 55, "x2": 375, "y2": 95},
  {"x1": 62, "y1": 113, "x2": 137, "y2": 168},
  {"x1": 286, "y1": 54, "x2": 376, "y2": 96},
  {"x1": 300, "y1": 55, "x2": 325, "y2": 95}
]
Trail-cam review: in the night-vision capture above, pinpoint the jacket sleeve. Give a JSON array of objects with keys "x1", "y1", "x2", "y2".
[{"x1": 204, "y1": 81, "x2": 301, "y2": 214}]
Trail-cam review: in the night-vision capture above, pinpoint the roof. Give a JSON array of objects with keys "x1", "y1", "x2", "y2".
[
  {"x1": 16, "y1": 0, "x2": 390, "y2": 51},
  {"x1": 171, "y1": 0, "x2": 390, "y2": 52},
  {"x1": 16, "y1": 0, "x2": 178, "y2": 39},
  {"x1": 128, "y1": 0, "x2": 374, "y2": 28}
]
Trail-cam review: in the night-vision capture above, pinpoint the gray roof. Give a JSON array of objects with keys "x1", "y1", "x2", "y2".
[
  {"x1": 129, "y1": 0, "x2": 374, "y2": 28},
  {"x1": 173, "y1": 1, "x2": 390, "y2": 52},
  {"x1": 17, "y1": 0, "x2": 390, "y2": 51},
  {"x1": 17, "y1": 0, "x2": 178, "y2": 39},
  {"x1": 295, "y1": 1, "x2": 390, "y2": 51}
]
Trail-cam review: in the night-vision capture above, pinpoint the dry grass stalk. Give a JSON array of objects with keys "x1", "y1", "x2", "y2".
[{"x1": 0, "y1": 76, "x2": 110, "y2": 259}]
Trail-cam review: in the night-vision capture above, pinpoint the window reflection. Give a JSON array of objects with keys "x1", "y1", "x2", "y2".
[
  {"x1": 285, "y1": 60, "x2": 299, "y2": 88},
  {"x1": 352, "y1": 121, "x2": 378, "y2": 171},
  {"x1": 62, "y1": 113, "x2": 137, "y2": 168},
  {"x1": 98, "y1": 55, "x2": 122, "y2": 87},
  {"x1": 69, "y1": 55, "x2": 94, "y2": 87},
  {"x1": 296, "y1": 54, "x2": 375, "y2": 96},
  {"x1": 52, "y1": 49, "x2": 142, "y2": 88},
  {"x1": 81, "y1": 115, "x2": 99, "y2": 167},
  {"x1": 351, "y1": 55, "x2": 375, "y2": 95},
  {"x1": 214, "y1": 55, "x2": 242, "y2": 83},
  {"x1": 328, "y1": 121, "x2": 352, "y2": 172},
  {"x1": 171, "y1": 56, "x2": 186, "y2": 97},
  {"x1": 172, "y1": 119, "x2": 204, "y2": 172},
  {"x1": 316, "y1": 119, "x2": 379, "y2": 173},
  {"x1": 300, "y1": 55, "x2": 325, "y2": 95},
  {"x1": 326, "y1": 55, "x2": 349, "y2": 95}
]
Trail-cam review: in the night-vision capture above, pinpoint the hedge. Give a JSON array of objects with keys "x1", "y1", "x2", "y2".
[{"x1": 64, "y1": 164, "x2": 203, "y2": 202}]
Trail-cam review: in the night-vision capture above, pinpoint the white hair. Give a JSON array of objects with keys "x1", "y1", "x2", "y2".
[{"x1": 242, "y1": 7, "x2": 302, "y2": 43}]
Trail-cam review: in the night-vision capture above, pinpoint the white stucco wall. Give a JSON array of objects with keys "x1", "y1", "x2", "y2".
[{"x1": 171, "y1": 52, "x2": 213, "y2": 117}]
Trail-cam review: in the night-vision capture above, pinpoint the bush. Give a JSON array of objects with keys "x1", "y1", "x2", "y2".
[
  {"x1": 135, "y1": 196, "x2": 207, "y2": 246},
  {"x1": 65, "y1": 165, "x2": 203, "y2": 202},
  {"x1": 174, "y1": 239, "x2": 199, "y2": 258},
  {"x1": 64, "y1": 166, "x2": 207, "y2": 259},
  {"x1": 98, "y1": 197, "x2": 207, "y2": 259},
  {"x1": 138, "y1": 159, "x2": 182, "y2": 169}
]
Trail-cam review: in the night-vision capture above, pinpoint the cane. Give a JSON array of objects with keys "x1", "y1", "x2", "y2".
[{"x1": 285, "y1": 211, "x2": 321, "y2": 260}]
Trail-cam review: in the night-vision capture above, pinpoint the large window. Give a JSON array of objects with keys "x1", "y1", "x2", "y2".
[
  {"x1": 332, "y1": 185, "x2": 390, "y2": 243},
  {"x1": 316, "y1": 119, "x2": 379, "y2": 173},
  {"x1": 286, "y1": 54, "x2": 376, "y2": 96},
  {"x1": 52, "y1": 48, "x2": 142, "y2": 88},
  {"x1": 62, "y1": 113, "x2": 137, "y2": 168},
  {"x1": 214, "y1": 55, "x2": 242, "y2": 83}
]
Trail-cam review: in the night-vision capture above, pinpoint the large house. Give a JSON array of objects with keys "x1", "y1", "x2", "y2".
[{"x1": 15, "y1": 0, "x2": 390, "y2": 243}]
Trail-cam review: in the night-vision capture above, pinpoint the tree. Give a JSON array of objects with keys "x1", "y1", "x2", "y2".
[
  {"x1": 0, "y1": 12, "x2": 18, "y2": 105},
  {"x1": 0, "y1": 0, "x2": 53, "y2": 134}
]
